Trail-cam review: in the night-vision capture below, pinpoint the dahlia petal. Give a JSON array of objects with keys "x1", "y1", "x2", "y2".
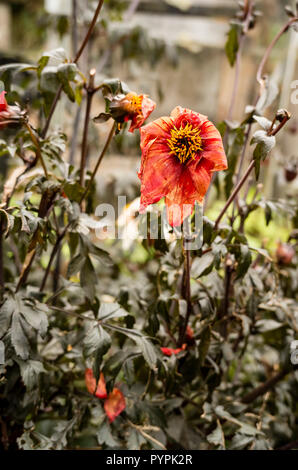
[
  {"x1": 138, "y1": 140, "x2": 183, "y2": 212},
  {"x1": 199, "y1": 121, "x2": 228, "y2": 170},
  {"x1": 140, "y1": 116, "x2": 173, "y2": 150},
  {"x1": 165, "y1": 158, "x2": 213, "y2": 226},
  {"x1": 170, "y1": 105, "x2": 208, "y2": 124},
  {"x1": 85, "y1": 368, "x2": 107, "y2": 399},
  {"x1": 129, "y1": 94, "x2": 156, "y2": 133},
  {"x1": 104, "y1": 388, "x2": 126, "y2": 422}
]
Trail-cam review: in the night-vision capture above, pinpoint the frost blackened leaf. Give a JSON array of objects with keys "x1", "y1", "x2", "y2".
[
  {"x1": 84, "y1": 323, "x2": 111, "y2": 358},
  {"x1": 17, "y1": 359, "x2": 46, "y2": 390},
  {"x1": 236, "y1": 244, "x2": 252, "y2": 279},
  {"x1": 191, "y1": 252, "x2": 214, "y2": 278},
  {"x1": 97, "y1": 419, "x2": 120, "y2": 448},
  {"x1": 20, "y1": 302, "x2": 48, "y2": 338},
  {"x1": 98, "y1": 302, "x2": 128, "y2": 321},
  {"x1": 230, "y1": 434, "x2": 254, "y2": 450},
  {"x1": 11, "y1": 312, "x2": 30, "y2": 360},
  {"x1": 51, "y1": 417, "x2": 77, "y2": 450},
  {"x1": 0, "y1": 297, "x2": 14, "y2": 336},
  {"x1": 67, "y1": 253, "x2": 85, "y2": 277},
  {"x1": 251, "y1": 130, "x2": 276, "y2": 179},
  {"x1": 207, "y1": 420, "x2": 225, "y2": 448},
  {"x1": 105, "y1": 323, "x2": 157, "y2": 370},
  {"x1": 225, "y1": 25, "x2": 239, "y2": 66},
  {"x1": 80, "y1": 256, "x2": 97, "y2": 300}
]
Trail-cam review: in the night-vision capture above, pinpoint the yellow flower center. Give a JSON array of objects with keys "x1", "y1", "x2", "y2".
[
  {"x1": 167, "y1": 123, "x2": 202, "y2": 164},
  {"x1": 125, "y1": 93, "x2": 143, "y2": 115}
]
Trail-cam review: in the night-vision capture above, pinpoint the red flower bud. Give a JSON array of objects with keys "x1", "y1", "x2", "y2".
[
  {"x1": 276, "y1": 241, "x2": 295, "y2": 265},
  {"x1": 161, "y1": 343, "x2": 187, "y2": 356}
]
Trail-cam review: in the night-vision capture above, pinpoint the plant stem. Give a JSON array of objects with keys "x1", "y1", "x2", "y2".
[
  {"x1": 178, "y1": 237, "x2": 192, "y2": 347},
  {"x1": 215, "y1": 112, "x2": 290, "y2": 229},
  {"x1": 39, "y1": 225, "x2": 68, "y2": 292},
  {"x1": 241, "y1": 367, "x2": 291, "y2": 404},
  {"x1": 41, "y1": 0, "x2": 105, "y2": 139},
  {"x1": 73, "y1": 0, "x2": 105, "y2": 63},
  {"x1": 231, "y1": 16, "x2": 297, "y2": 217},
  {"x1": 80, "y1": 69, "x2": 96, "y2": 188},
  {"x1": 256, "y1": 17, "x2": 298, "y2": 86},
  {"x1": 79, "y1": 122, "x2": 116, "y2": 204},
  {"x1": 25, "y1": 122, "x2": 49, "y2": 178}
]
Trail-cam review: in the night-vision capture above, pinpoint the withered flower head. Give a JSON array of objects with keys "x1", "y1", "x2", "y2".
[
  {"x1": 93, "y1": 82, "x2": 155, "y2": 133},
  {"x1": 0, "y1": 90, "x2": 26, "y2": 129}
]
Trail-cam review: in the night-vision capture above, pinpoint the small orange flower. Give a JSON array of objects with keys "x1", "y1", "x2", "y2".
[
  {"x1": 138, "y1": 106, "x2": 228, "y2": 226},
  {"x1": 161, "y1": 344, "x2": 187, "y2": 356},
  {"x1": 109, "y1": 92, "x2": 156, "y2": 133},
  {"x1": 104, "y1": 388, "x2": 126, "y2": 423},
  {"x1": 85, "y1": 368, "x2": 107, "y2": 399}
]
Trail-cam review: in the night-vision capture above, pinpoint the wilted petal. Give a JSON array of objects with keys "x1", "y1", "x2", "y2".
[
  {"x1": 129, "y1": 94, "x2": 156, "y2": 133},
  {"x1": 104, "y1": 388, "x2": 126, "y2": 422},
  {"x1": 85, "y1": 368, "x2": 107, "y2": 399}
]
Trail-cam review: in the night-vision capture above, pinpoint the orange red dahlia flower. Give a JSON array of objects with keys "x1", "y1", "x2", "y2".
[{"x1": 138, "y1": 106, "x2": 228, "y2": 226}]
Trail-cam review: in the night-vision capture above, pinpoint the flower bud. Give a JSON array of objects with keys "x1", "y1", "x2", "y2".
[{"x1": 276, "y1": 241, "x2": 295, "y2": 265}]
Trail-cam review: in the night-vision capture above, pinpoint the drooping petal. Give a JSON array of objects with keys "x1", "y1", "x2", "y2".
[
  {"x1": 139, "y1": 122, "x2": 182, "y2": 212},
  {"x1": 0, "y1": 91, "x2": 8, "y2": 111},
  {"x1": 140, "y1": 116, "x2": 173, "y2": 153},
  {"x1": 164, "y1": 158, "x2": 212, "y2": 226},
  {"x1": 85, "y1": 368, "x2": 107, "y2": 399},
  {"x1": 104, "y1": 388, "x2": 126, "y2": 422},
  {"x1": 129, "y1": 94, "x2": 156, "y2": 133},
  {"x1": 170, "y1": 106, "x2": 208, "y2": 125},
  {"x1": 199, "y1": 120, "x2": 228, "y2": 171}
]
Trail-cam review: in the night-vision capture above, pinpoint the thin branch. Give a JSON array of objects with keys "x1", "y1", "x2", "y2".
[
  {"x1": 80, "y1": 69, "x2": 96, "y2": 188},
  {"x1": 241, "y1": 367, "x2": 290, "y2": 404},
  {"x1": 215, "y1": 112, "x2": 290, "y2": 229},
  {"x1": 256, "y1": 17, "x2": 298, "y2": 86},
  {"x1": 79, "y1": 121, "x2": 116, "y2": 204},
  {"x1": 41, "y1": 0, "x2": 105, "y2": 139},
  {"x1": 178, "y1": 237, "x2": 192, "y2": 347},
  {"x1": 73, "y1": 0, "x2": 105, "y2": 63},
  {"x1": 25, "y1": 122, "x2": 49, "y2": 178}
]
